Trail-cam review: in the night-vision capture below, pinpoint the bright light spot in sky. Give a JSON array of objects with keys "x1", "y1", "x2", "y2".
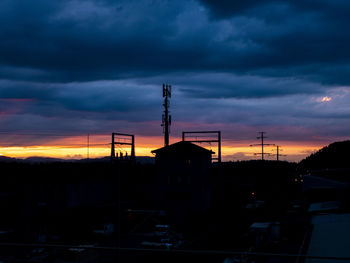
[{"x1": 319, "y1": 96, "x2": 332, "y2": 102}]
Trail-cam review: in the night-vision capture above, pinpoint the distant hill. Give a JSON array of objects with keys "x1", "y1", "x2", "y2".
[
  {"x1": 24, "y1": 157, "x2": 68, "y2": 163},
  {"x1": 0, "y1": 155, "x2": 155, "y2": 164},
  {"x1": 298, "y1": 140, "x2": 350, "y2": 172},
  {"x1": 0, "y1": 156, "x2": 18, "y2": 163},
  {"x1": 76, "y1": 156, "x2": 155, "y2": 164}
]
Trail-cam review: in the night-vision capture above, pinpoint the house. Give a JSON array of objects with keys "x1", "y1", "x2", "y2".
[{"x1": 151, "y1": 141, "x2": 214, "y2": 229}]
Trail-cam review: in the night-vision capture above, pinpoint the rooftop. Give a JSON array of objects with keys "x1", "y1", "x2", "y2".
[{"x1": 151, "y1": 141, "x2": 215, "y2": 155}]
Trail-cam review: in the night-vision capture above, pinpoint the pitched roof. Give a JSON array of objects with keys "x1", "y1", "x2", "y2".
[{"x1": 151, "y1": 141, "x2": 215, "y2": 155}]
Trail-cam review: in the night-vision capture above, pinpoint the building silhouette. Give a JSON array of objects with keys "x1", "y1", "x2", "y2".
[{"x1": 152, "y1": 141, "x2": 214, "y2": 229}]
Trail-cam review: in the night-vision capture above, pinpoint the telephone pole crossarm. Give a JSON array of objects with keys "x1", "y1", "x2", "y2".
[{"x1": 250, "y1": 132, "x2": 275, "y2": 160}]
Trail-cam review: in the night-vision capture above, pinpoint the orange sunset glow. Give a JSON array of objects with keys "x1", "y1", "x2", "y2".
[{"x1": 0, "y1": 134, "x2": 323, "y2": 162}]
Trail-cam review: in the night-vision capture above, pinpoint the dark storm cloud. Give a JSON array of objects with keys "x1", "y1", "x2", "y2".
[
  {"x1": 199, "y1": 0, "x2": 350, "y2": 19},
  {"x1": 0, "y1": 0, "x2": 350, "y2": 155},
  {"x1": 1, "y1": 0, "x2": 349, "y2": 87},
  {"x1": 0, "y1": 79, "x2": 160, "y2": 115},
  {"x1": 0, "y1": 0, "x2": 193, "y2": 81},
  {"x1": 172, "y1": 73, "x2": 325, "y2": 99},
  {"x1": 197, "y1": 0, "x2": 350, "y2": 86}
]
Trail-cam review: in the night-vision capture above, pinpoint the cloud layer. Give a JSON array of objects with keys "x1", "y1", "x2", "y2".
[{"x1": 0, "y1": 0, "x2": 350, "y2": 160}]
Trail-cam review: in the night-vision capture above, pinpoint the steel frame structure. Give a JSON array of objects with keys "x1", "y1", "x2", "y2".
[{"x1": 182, "y1": 131, "x2": 221, "y2": 163}]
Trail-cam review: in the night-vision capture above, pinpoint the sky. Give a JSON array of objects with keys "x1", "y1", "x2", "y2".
[{"x1": 0, "y1": 0, "x2": 350, "y2": 161}]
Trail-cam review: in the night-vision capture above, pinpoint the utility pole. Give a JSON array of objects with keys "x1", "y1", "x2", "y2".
[
  {"x1": 276, "y1": 145, "x2": 287, "y2": 161},
  {"x1": 161, "y1": 84, "x2": 172, "y2": 147},
  {"x1": 111, "y1": 133, "x2": 115, "y2": 159},
  {"x1": 250, "y1": 132, "x2": 275, "y2": 160},
  {"x1": 259, "y1": 132, "x2": 266, "y2": 160},
  {"x1": 87, "y1": 133, "x2": 90, "y2": 159}
]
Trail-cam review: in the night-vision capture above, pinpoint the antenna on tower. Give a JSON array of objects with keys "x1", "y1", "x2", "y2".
[{"x1": 161, "y1": 83, "x2": 172, "y2": 147}]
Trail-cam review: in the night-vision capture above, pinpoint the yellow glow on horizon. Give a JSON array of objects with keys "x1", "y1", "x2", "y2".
[
  {"x1": 220, "y1": 144, "x2": 321, "y2": 162},
  {"x1": 0, "y1": 145, "x2": 158, "y2": 159},
  {"x1": 0, "y1": 135, "x2": 164, "y2": 159},
  {"x1": 0, "y1": 133, "x2": 327, "y2": 162},
  {"x1": 0, "y1": 141, "x2": 322, "y2": 162}
]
